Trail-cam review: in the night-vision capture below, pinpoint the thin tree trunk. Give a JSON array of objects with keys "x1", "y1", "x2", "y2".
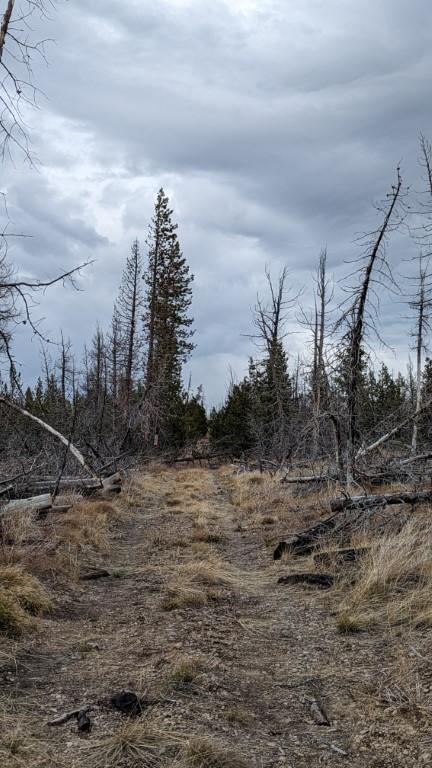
[
  {"x1": 0, "y1": 0, "x2": 14, "y2": 62},
  {"x1": 0, "y1": 396, "x2": 100, "y2": 480}
]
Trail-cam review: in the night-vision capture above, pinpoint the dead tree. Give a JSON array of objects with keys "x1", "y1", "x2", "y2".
[
  {"x1": 0, "y1": 396, "x2": 100, "y2": 480},
  {"x1": 116, "y1": 238, "x2": 144, "y2": 415},
  {"x1": 408, "y1": 255, "x2": 432, "y2": 454},
  {"x1": 309, "y1": 249, "x2": 333, "y2": 457},
  {"x1": 249, "y1": 266, "x2": 298, "y2": 463},
  {"x1": 0, "y1": 0, "x2": 55, "y2": 161},
  {"x1": 338, "y1": 168, "x2": 405, "y2": 482}
]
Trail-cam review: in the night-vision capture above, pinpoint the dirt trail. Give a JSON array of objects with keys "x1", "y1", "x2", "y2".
[{"x1": 1, "y1": 467, "x2": 429, "y2": 767}]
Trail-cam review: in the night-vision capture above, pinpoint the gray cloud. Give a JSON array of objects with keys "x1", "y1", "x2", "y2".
[{"x1": 4, "y1": 0, "x2": 432, "y2": 404}]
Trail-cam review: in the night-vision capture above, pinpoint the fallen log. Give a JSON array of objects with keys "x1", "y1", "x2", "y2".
[
  {"x1": 330, "y1": 489, "x2": 432, "y2": 513},
  {"x1": 9, "y1": 472, "x2": 122, "y2": 498},
  {"x1": 273, "y1": 511, "x2": 343, "y2": 559},
  {"x1": 80, "y1": 569, "x2": 111, "y2": 581},
  {"x1": 280, "y1": 474, "x2": 338, "y2": 485},
  {"x1": 277, "y1": 573, "x2": 334, "y2": 589},
  {"x1": 0, "y1": 494, "x2": 52, "y2": 517},
  {"x1": 274, "y1": 489, "x2": 432, "y2": 560}
]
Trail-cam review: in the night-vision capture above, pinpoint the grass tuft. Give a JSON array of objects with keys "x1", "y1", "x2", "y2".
[
  {"x1": 181, "y1": 736, "x2": 248, "y2": 768},
  {"x1": 84, "y1": 717, "x2": 184, "y2": 768}
]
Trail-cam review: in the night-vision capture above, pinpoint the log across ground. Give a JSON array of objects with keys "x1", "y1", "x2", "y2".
[{"x1": 0, "y1": 466, "x2": 430, "y2": 768}]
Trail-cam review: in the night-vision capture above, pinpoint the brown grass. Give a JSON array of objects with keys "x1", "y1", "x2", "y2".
[
  {"x1": 181, "y1": 737, "x2": 247, "y2": 768},
  {"x1": 84, "y1": 717, "x2": 184, "y2": 768},
  {"x1": 0, "y1": 713, "x2": 64, "y2": 767},
  {"x1": 337, "y1": 518, "x2": 432, "y2": 632},
  {"x1": 0, "y1": 565, "x2": 52, "y2": 636},
  {"x1": 166, "y1": 654, "x2": 205, "y2": 687}
]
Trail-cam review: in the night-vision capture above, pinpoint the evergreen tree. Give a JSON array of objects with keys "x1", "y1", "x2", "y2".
[
  {"x1": 209, "y1": 379, "x2": 253, "y2": 455},
  {"x1": 143, "y1": 188, "x2": 194, "y2": 447}
]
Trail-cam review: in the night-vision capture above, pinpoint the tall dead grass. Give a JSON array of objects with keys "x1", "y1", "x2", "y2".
[
  {"x1": 338, "y1": 518, "x2": 432, "y2": 631},
  {"x1": 0, "y1": 565, "x2": 52, "y2": 636}
]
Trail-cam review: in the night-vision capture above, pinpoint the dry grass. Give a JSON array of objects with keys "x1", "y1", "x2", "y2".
[
  {"x1": 224, "y1": 707, "x2": 251, "y2": 726},
  {"x1": 84, "y1": 717, "x2": 184, "y2": 768},
  {"x1": 0, "y1": 509, "x2": 39, "y2": 554},
  {"x1": 337, "y1": 518, "x2": 432, "y2": 632},
  {"x1": 181, "y1": 737, "x2": 247, "y2": 768},
  {"x1": 0, "y1": 716, "x2": 63, "y2": 767},
  {"x1": 161, "y1": 554, "x2": 264, "y2": 611},
  {"x1": 166, "y1": 654, "x2": 205, "y2": 687},
  {"x1": 0, "y1": 565, "x2": 52, "y2": 637},
  {"x1": 53, "y1": 500, "x2": 121, "y2": 551},
  {"x1": 227, "y1": 469, "x2": 328, "y2": 529}
]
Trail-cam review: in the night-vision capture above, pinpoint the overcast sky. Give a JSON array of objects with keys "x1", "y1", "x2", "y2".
[{"x1": 4, "y1": 0, "x2": 432, "y2": 405}]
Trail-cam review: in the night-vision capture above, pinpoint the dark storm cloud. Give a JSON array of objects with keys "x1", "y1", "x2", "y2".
[{"x1": 6, "y1": 0, "x2": 432, "y2": 403}]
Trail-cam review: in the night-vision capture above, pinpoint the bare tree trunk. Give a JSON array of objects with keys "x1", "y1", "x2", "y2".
[
  {"x1": 0, "y1": 0, "x2": 14, "y2": 62},
  {"x1": 345, "y1": 169, "x2": 403, "y2": 482},
  {"x1": 411, "y1": 261, "x2": 426, "y2": 454}
]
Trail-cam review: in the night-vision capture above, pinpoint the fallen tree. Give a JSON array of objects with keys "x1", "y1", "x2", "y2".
[
  {"x1": 0, "y1": 397, "x2": 100, "y2": 481},
  {"x1": 330, "y1": 489, "x2": 432, "y2": 512},
  {"x1": 273, "y1": 488, "x2": 432, "y2": 559}
]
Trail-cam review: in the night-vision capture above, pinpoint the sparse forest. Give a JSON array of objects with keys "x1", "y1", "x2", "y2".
[{"x1": 1, "y1": 2, "x2": 432, "y2": 768}]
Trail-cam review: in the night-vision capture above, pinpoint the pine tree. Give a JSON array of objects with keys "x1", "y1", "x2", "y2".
[{"x1": 143, "y1": 188, "x2": 194, "y2": 447}]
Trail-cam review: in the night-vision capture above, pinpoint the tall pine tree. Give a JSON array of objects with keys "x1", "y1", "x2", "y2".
[{"x1": 143, "y1": 188, "x2": 194, "y2": 447}]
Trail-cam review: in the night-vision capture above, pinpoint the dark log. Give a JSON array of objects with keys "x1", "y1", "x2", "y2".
[
  {"x1": 280, "y1": 474, "x2": 338, "y2": 485},
  {"x1": 277, "y1": 573, "x2": 334, "y2": 589},
  {"x1": 330, "y1": 489, "x2": 432, "y2": 512},
  {"x1": 80, "y1": 569, "x2": 111, "y2": 581},
  {"x1": 274, "y1": 511, "x2": 342, "y2": 559}
]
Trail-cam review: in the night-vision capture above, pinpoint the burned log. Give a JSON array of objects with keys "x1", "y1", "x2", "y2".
[{"x1": 273, "y1": 511, "x2": 343, "y2": 559}]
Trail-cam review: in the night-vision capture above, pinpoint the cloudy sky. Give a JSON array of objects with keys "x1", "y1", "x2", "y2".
[{"x1": 4, "y1": 0, "x2": 432, "y2": 405}]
